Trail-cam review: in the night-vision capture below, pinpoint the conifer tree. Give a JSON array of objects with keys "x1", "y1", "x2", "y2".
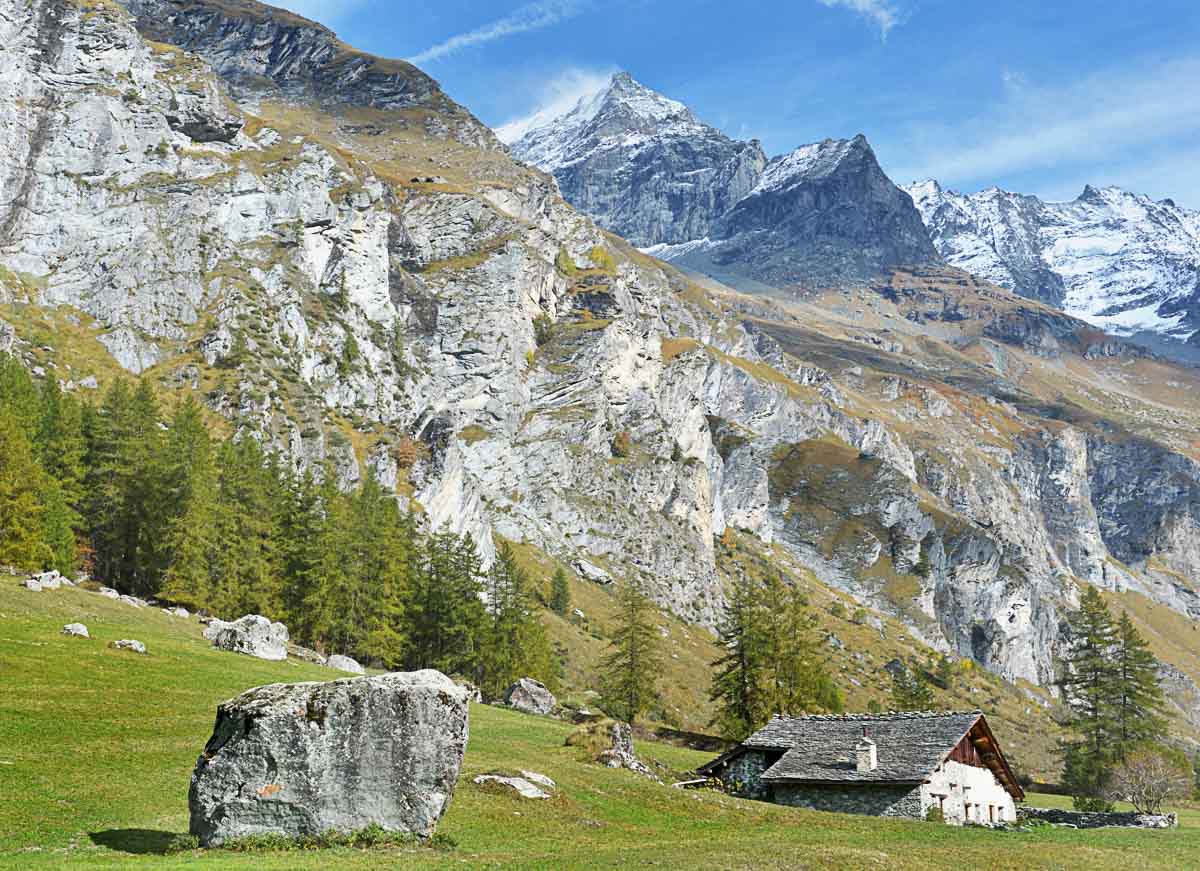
[
  {"x1": 1110, "y1": 612, "x2": 1167, "y2": 757},
  {"x1": 1060, "y1": 586, "x2": 1121, "y2": 802},
  {"x1": 890, "y1": 661, "x2": 935, "y2": 710},
  {"x1": 549, "y1": 565, "x2": 571, "y2": 616},
  {"x1": 709, "y1": 572, "x2": 771, "y2": 739},
  {"x1": 159, "y1": 399, "x2": 218, "y2": 609},
  {"x1": 0, "y1": 409, "x2": 51, "y2": 569},
  {"x1": 277, "y1": 469, "x2": 325, "y2": 639},
  {"x1": 600, "y1": 582, "x2": 662, "y2": 723},
  {"x1": 479, "y1": 542, "x2": 555, "y2": 698},
  {"x1": 767, "y1": 576, "x2": 843, "y2": 717}
]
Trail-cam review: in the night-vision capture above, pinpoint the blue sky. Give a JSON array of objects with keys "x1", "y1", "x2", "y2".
[{"x1": 282, "y1": 0, "x2": 1200, "y2": 207}]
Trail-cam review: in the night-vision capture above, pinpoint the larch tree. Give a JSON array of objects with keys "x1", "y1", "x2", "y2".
[{"x1": 600, "y1": 582, "x2": 663, "y2": 723}]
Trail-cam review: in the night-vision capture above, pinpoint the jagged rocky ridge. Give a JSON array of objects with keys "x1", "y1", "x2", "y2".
[
  {"x1": 905, "y1": 180, "x2": 1200, "y2": 345},
  {"x1": 510, "y1": 74, "x2": 938, "y2": 290},
  {"x1": 3, "y1": 0, "x2": 1200, "y2": 707}
]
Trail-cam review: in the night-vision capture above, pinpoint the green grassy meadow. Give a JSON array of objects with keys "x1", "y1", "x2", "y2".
[{"x1": 1, "y1": 580, "x2": 1197, "y2": 870}]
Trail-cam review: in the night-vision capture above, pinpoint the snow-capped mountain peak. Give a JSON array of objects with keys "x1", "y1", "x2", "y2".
[
  {"x1": 508, "y1": 71, "x2": 710, "y2": 173},
  {"x1": 905, "y1": 180, "x2": 1200, "y2": 342}
]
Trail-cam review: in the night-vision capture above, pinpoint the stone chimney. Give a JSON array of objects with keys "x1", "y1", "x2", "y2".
[{"x1": 856, "y1": 727, "x2": 878, "y2": 773}]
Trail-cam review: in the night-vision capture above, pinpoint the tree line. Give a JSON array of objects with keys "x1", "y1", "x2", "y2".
[{"x1": 0, "y1": 358, "x2": 555, "y2": 698}]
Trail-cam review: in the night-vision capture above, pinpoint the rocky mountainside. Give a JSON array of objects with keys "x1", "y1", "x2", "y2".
[
  {"x1": 511, "y1": 75, "x2": 938, "y2": 290},
  {"x1": 4, "y1": 0, "x2": 1200, "y2": 745},
  {"x1": 905, "y1": 180, "x2": 1200, "y2": 347}
]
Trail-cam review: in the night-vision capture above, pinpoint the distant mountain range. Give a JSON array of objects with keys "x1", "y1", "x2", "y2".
[
  {"x1": 904, "y1": 181, "x2": 1200, "y2": 345},
  {"x1": 508, "y1": 73, "x2": 938, "y2": 290},
  {"x1": 509, "y1": 73, "x2": 1200, "y2": 350}
]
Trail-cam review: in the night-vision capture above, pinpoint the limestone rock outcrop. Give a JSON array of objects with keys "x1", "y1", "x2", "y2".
[{"x1": 189, "y1": 670, "x2": 469, "y2": 846}]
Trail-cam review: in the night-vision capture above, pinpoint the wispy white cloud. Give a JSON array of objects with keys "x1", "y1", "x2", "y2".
[
  {"x1": 493, "y1": 66, "x2": 614, "y2": 143},
  {"x1": 409, "y1": 1, "x2": 587, "y2": 66},
  {"x1": 274, "y1": 0, "x2": 366, "y2": 25},
  {"x1": 890, "y1": 57, "x2": 1200, "y2": 202},
  {"x1": 817, "y1": 0, "x2": 904, "y2": 39}
]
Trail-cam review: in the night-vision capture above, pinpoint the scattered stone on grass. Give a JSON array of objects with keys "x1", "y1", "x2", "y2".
[
  {"x1": 61, "y1": 623, "x2": 89, "y2": 638},
  {"x1": 111, "y1": 639, "x2": 147, "y2": 654},
  {"x1": 473, "y1": 774, "x2": 551, "y2": 799},
  {"x1": 326, "y1": 654, "x2": 365, "y2": 675},
  {"x1": 503, "y1": 677, "x2": 556, "y2": 716},
  {"x1": 22, "y1": 578, "x2": 42, "y2": 592},
  {"x1": 203, "y1": 614, "x2": 289, "y2": 661},
  {"x1": 520, "y1": 771, "x2": 556, "y2": 789},
  {"x1": 189, "y1": 670, "x2": 469, "y2": 847}
]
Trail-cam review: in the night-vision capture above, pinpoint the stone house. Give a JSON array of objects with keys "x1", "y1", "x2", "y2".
[{"x1": 698, "y1": 710, "x2": 1024, "y2": 825}]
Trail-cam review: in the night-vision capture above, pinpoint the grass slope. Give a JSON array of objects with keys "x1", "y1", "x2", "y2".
[{"x1": 2, "y1": 580, "x2": 1197, "y2": 870}]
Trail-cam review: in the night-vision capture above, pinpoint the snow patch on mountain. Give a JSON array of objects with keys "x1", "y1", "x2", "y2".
[{"x1": 751, "y1": 136, "x2": 864, "y2": 196}]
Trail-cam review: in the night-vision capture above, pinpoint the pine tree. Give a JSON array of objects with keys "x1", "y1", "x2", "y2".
[
  {"x1": 600, "y1": 583, "x2": 662, "y2": 723},
  {"x1": 0, "y1": 409, "x2": 51, "y2": 569},
  {"x1": 1110, "y1": 612, "x2": 1167, "y2": 757},
  {"x1": 277, "y1": 469, "x2": 325, "y2": 640},
  {"x1": 37, "y1": 375, "x2": 86, "y2": 512},
  {"x1": 549, "y1": 565, "x2": 571, "y2": 616}
]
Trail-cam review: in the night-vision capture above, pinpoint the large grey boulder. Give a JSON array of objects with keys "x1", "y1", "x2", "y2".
[
  {"x1": 326, "y1": 654, "x2": 365, "y2": 675},
  {"x1": 203, "y1": 615, "x2": 289, "y2": 661},
  {"x1": 188, "y1": 670, "x2": 469, "y2": 846},
  {"x1": 503, "y1": 678, "x2": 556, "y2": 716}
]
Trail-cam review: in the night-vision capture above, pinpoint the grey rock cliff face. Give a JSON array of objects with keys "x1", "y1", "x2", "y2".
[
  {"x1": 116, "y1": 0, "x2": 496, "y2": 148},
  {"x1": 189, "y1": 670, "x2": 468, "y2": 845}
]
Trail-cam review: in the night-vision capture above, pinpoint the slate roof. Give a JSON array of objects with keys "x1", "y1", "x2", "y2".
[{"x1": 747, "y1": 710, "x2": 984, "y2": 784}]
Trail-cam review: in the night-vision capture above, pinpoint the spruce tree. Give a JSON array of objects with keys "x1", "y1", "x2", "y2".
[
  {"x1": 479, "y1": 542, "x2": 555, "y2": 698},
  {"x1": 600, "y1": 582, "x2": 662, "y2": 723}
]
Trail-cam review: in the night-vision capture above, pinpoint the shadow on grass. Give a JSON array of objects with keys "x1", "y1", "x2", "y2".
[{"x1": 88, "y1": 829, "x2": 184, "y2": 855}]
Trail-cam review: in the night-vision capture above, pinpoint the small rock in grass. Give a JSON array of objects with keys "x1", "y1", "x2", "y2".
[
  {"x1": 473, "y1": 774, "x2": 551, "y2": 799},
  {"x1": 62, "y1": 623, "x2": 89, "y2": 638},
  {"x1": 98, "y1": 587, "x2": 120, "y2": 600},
  {"x1": 326, "y1": 654, "x2": 365, "y2": 675},
  {"x1": 33, "y1": 570, "x2": 62, "y2": 590},
  {"x1": 520, "y1": 771, "x2": 556, "y2": 789},
  {"x1": 111, "y1": 639, "x2": 147, "y2": 654},
  {"x1": 203, "y1": 614, "x2": 289, "y2": 661},
  {"x1": 22, "y1": 578, "x2": 42, "y2": 592},
  {"x1": 502, "y1": 677, "x2": 556, "y2": 716},
  {"x1": 163, "y1": 606, "x2": 190, "y2": 618},
  {"x1": 119, "y1": 594, "x2": 147, "y2": 609}
]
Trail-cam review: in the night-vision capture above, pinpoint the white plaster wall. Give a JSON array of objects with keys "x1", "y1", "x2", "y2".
[{"x1": 922, "y1": 760, "x2": 1016, "y2": 825}]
